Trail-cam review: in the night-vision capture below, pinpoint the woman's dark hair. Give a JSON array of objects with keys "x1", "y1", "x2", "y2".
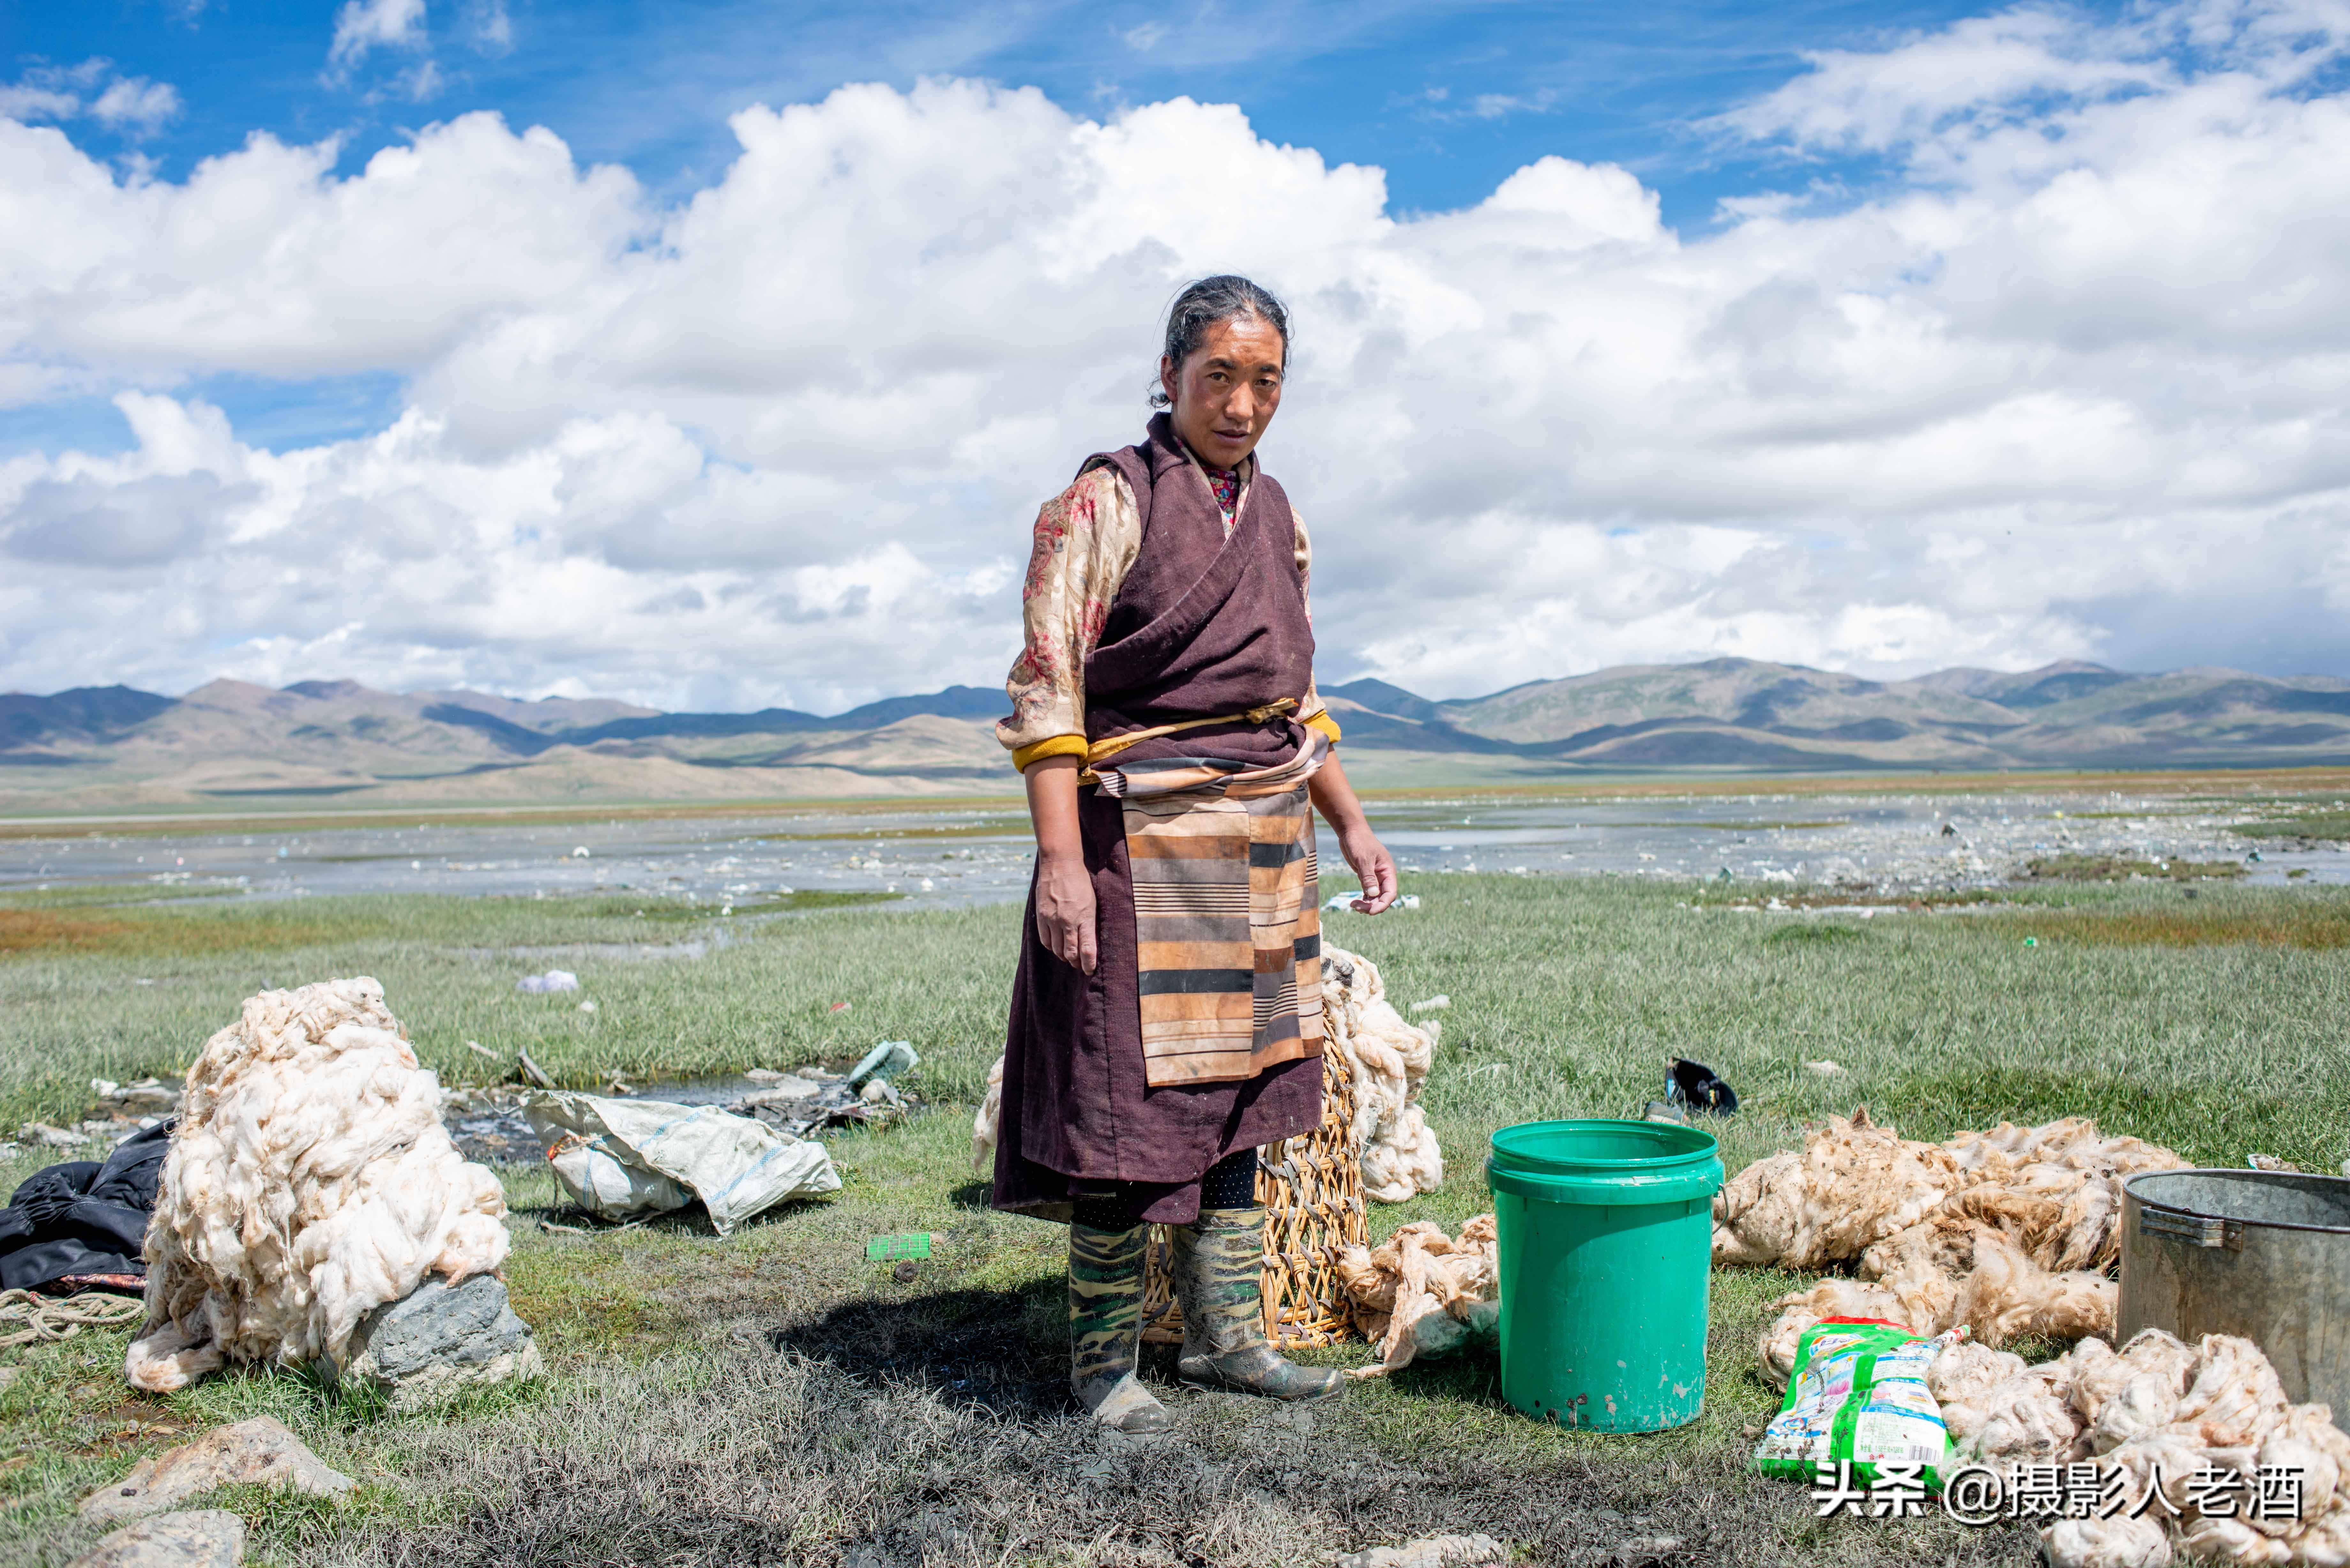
[{"x1": 1151, "y1": 275, "x2": 1290, "y2": 409}]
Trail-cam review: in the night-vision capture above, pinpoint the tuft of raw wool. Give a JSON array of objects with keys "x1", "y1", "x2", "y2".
[
  {"x1": 1334, "y1": 1215, "x2": 1498, "y2": 1376},
  {"x1": 1711, "y1": 1109, "x2": 1962, "y2": 1270},
  {"x1": 1319, "y1": 944, "x2": 1444, "y2": 1203},
  {"x1": 1719, "y1": 1110, "x2": 2185, "y2": 1275},
  {"x1": 966, "y1": 943, "x2": 1446, "y2": 1203},
  {"x1": 1726, "y1": 1110, "x2": 2182, "y2": 1361},
  {"x1": 125, "y1": 978, "x2": 510, "y2": 1392},
  {"x1": 969, "y1": 1054, "x2": 1003, "y2": 1176},
  {"x1": 1926, "y1": 1339, "x2": 2084, "y2": 1463},
  {"x1": 2025, "y1": 1330, "x2": 2350, "y2": 1568}
]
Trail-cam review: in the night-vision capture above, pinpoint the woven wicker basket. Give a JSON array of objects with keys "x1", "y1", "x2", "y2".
[{"x1": 1139, "y1": 1043, "x2": 1368, "y2": 1347}]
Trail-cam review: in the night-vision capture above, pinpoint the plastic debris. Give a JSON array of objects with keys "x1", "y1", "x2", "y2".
[
  {"x1": 517, "y1": 971, "x2": 579, "y2": 994},
  {"x1": 866, "y1": 1233, "x2": 932, "y2": 1262},
  {"x1": 1803, "y1": 1059, "x2": 1846, "y2": 1075},
  {"x1": 526, "y1": 1092, "x2": 839, "y2": 1234},
  {"x1": 515, "y1": 1048, "x2": 554, "y2": 1089},
  {"x1": 577, "y1": 1000, "x2": 598, "y2": 1014},
  {"x1": 846, "y1": 1040, "x2": 918, "y2": 1088},
  {"x1": 826, "y1": 1001, "x2": 851, "y2": 1014},
  {"x1": 1756, "y1": 1320, "x2": 1955, "y2": 1487},
  {"x1": 1409, "y1": 995, "x2": 1451, "y2": 1014}
]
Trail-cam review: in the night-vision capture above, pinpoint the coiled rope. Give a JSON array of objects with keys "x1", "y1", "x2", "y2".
[{"x1": 0, "y1": 1288, "x2": 143, "y2": 1349}]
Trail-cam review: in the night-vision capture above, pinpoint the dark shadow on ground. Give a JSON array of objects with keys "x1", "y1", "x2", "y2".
[
  {"x1": 948, "y1": 1178, "x2": 992, "y2": 1209},
  {"x1": 767, "y1": 1282, "x2": 1068, "y2": 1418}
]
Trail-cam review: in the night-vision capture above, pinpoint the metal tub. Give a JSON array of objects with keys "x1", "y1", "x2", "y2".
[{"x1": 2119, "y1": 1169, "x2": 2350, "y2": 1431}]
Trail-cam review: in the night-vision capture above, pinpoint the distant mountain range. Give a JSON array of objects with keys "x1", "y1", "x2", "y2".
[{"x1": 5, "y1": 659, "x2": 2350, "y2": 811}]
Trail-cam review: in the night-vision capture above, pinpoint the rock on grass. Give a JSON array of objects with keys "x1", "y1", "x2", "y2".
[
  {"x1": 67, "y1": 1509, "x2": 246, "y2": 1567},
  {"x1": 78, "y1": 1416, "x2": 351, "y2": 1527}
]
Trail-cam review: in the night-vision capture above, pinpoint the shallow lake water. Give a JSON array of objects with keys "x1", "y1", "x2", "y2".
[{"x1": 5, "y1": 787, "x2": 2342, "y2": 911}]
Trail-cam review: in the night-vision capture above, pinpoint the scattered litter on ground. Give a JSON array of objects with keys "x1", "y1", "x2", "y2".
[
  {"x1": 79, "y1": 1415, "x2": 351, "y2": 1527},
  {"x1": 515, "y1": 1047, "x2": 554, "y2": 1089},
  {"x1": 89, "y1": 1079, "x2": 178, "y2": 1114},
  {"x1": 1334, "y1": 1534, "x2": 1506, "y2": 1568},
  {"x1": 1642, "y1": 1101, "x2": 1685, "y2": 1124},
  {"x1": 1803, "y1": 1059, "x2": 1846, "y2": 1075},
  {"x1": 826, "y1": 1000, "x2": 851, "y2": 1014},
  {"x1": 2248, "y1": 1153, "x2": 2305, "y2": 1173},
  {"x1": 1666, "y1": 1058, "x2": 1738, "y2": 1115},
  {"x1": 1335, "y1": 1215, "x2": 1498, "y2": 1376},
  {"x1": 576, "y1": 999, "x2": 597, "y2": 1014},
  {"x1": 126, "y1": 979, "x2": 515, "y2": 1393},
  {"x1": 1717, "y1": 1110, "x2": 2186, "y2": 1371},
  {"x1": 1409, "y1": 995, "x2": 1450, "y2": 1014},
  {"x1": 727, "y1": 1063, "x2": 919, "y2": 1138},
  {"x1": 846, "y1": 1040, "x2": 917, "y2": 1087},
  {"x1": 66, "y1": 1508, "x2": 246, "y2": 1568},
  {"x1": 1754, "y1": 1318, "x2": 1955, "y2": 1486},
  {"x1": 516, "y1": 970, "x2": 578, "y2": 993},
  {"x1": 462, "y1": 1039, "x2": 503, "y2": 1063},
  {"x1": 440, "y1": 1084, "x2": 541, "y2": 1164},
  {"x1": 527, "y1": 1090, "x2": 839, "y2": 1233},
  {"x1": 866, "y1": 1233, "x2": 934, "y2": 1262}
]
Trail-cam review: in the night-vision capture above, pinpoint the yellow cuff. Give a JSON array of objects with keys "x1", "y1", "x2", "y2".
[
  {"x1": 1011, "y1": 733, "x2": 1089, "y2": 772},
  {"x1": 1304, "y1": 710, "x2": 1343, "y2": 745}
]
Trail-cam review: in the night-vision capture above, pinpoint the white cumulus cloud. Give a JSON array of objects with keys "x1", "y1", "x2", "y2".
[
  {"x1": 329, "y1": 0, "x2": 429, "y2": 70},
  {"x1": 3, "y1": 0, "x2": 2349, "y2": 709}
]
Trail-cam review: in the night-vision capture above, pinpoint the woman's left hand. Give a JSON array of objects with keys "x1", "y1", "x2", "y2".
[{"x1": 1335, "y1": 823, "x2": 1398, "y2": 914}]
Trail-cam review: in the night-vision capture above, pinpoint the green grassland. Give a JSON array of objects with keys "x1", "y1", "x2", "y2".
[{"x1": 1, "y1": 872, "x2": 2346, "y2": 1565}]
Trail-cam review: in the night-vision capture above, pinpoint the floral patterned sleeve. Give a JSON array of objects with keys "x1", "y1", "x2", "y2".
[{"x1": 997, "y1": 465, "x2": 1144, "y2": 770}]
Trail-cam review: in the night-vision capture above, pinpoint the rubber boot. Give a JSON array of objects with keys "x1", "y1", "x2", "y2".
[
  {"x1": 1171, "y1": 1205, "x2": 1343, "y2": 1400},
  {"x1": 1068, "y1": 1221, "x2": 1172, "y2": 1433}
]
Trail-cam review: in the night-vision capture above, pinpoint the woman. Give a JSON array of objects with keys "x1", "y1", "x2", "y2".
[{"x1": 994, "y1": 275, "x2": 1399, "y2": 1434}]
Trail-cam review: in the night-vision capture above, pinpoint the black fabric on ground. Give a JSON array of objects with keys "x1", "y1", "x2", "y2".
[{"x1": 0, "y1": 1120, "x2": 171, "y2": 1290}]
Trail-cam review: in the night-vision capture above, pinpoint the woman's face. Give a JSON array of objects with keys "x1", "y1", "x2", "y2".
[{"x1": 1159, "y1": 314, "x2": 1285, "y2": 470}]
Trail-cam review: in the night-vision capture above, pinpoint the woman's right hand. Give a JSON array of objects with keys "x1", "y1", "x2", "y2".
[
  {"x1": 1024, "y1": 754, "x2": 1097, "y2": 974},
  {"x1": 1035, "y1": 852, "x2": 1098, "y2": 975}
]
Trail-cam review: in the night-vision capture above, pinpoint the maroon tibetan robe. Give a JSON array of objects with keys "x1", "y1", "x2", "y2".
[{"x1": 991, "y1": 414, "x2": 1326, "y2": 1225}]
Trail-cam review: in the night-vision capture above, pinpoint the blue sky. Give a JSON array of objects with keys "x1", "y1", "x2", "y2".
[
  {"x1": 9, "y1": 0, "x2": 2079, "y2": 223},
  {"x1": 4, "y1": 0, "x2": 2348, "y2": 704}
]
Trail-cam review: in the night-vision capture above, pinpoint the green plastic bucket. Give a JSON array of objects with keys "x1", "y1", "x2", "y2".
[{"x1": 1486, "y1": 1119, "x2": 1724, "y2": 1432}]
